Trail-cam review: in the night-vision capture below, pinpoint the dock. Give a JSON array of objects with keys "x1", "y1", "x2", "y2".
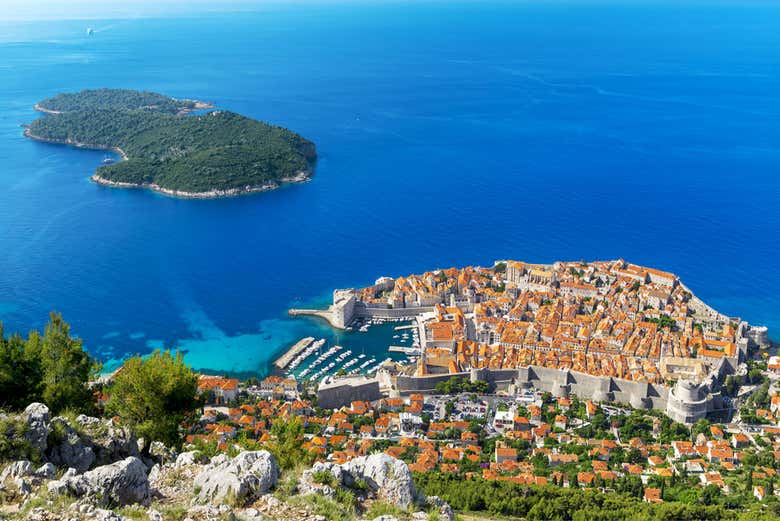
[
  {"x1": 394, "y1": 324, "x2": 417, "y2": 330},
  {"x1": 389, "y1": 345, "x2": 421, "y2": 354},
  {"x1": 288, "y1": 308, "x2": 342, "y2": 329},
  {"x1": 274, "y1": 337, "x2": 315, "y2": 369}
]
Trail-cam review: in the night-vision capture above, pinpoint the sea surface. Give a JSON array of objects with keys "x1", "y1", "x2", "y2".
[{"x1": 1, "y1": 1, "x2": 779, "y2": 377}]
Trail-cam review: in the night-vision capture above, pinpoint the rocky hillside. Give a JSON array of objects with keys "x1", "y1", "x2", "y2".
[{"x1": 0, "y1": 404, "x2": 453, "y2": 521}]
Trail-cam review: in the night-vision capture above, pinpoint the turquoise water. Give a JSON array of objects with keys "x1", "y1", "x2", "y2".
[{"x1": 1, "y1": 1, "x2": 779, "y2": 377}]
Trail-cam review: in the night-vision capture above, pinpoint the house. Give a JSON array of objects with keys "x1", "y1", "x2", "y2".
[
  {"x1": 767, "y1": 356, "x2": 780, "y2": 375},
  {"x1": 493, "y1": 409, "x2": 515, "y2": 432},
  {"x1": 548, "y1": 453, "x2": 578, "y2": 467},
  {"x1": 672, "y1": 441, "x2": 695, "y2": 459},
  {"x1": 197, "y1": 376, "x2": 239, "y2": 404},
  {"x1": 754, "y1": 485, "x2": 765, "y2": 501},
  {"x1": 382, "y1": 397, "x2": 404, "y2": 411},
  {"x1": 577, "y1": 472, "x2": 595, "y2": 487},
  {"x1": 260, "y1": 376, "x2": 297, "y2": 397},
  {"x1": 770, "y1": 394, "x2": 780, "y2": 414},
  {"x1": 495, "y1": 446, "x2": 517, "y2": 464},
  {"x1": 731, "y1": 433, "x2": 750, "y2": 449},
  {"x1": 700, "y1": 472, "x2": 727, "y2": 491},
  {"x1": 684, "y1": 459, "x2": 706, "y2": 474},
  {"x1": 708, "y1": 446, "x2": 734, "y2": 464},
  {"x1": 374, "y1": 416, "x2": 391, "y2": 436},
  {"x1": 647, "y1": 455, "x2": 664, "y2": 467},
  {"x1": 644, "y1": 488, "x2": 663, "y2": 504},
  {"x1": 585, "y1": 400, "x2": 598, "y2": 419}
]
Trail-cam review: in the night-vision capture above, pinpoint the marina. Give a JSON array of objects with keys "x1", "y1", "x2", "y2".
[
  {"x1": 273, "y1": 336, "x2": 314, "y2": 369},
  {"x1": 278, "y1": 318, "x2": 419, "y2": 383}
]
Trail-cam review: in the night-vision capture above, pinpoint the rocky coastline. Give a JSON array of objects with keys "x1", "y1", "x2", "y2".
[
  {"x1": 23, "y1": 128, "x2": 128, "y2": 161},
  {"x1": 24, "y1": 128, "x2": 312, "y2": 199},
  {"x1": 90, "y1": 171, "x2": 312, "y2": 199}
]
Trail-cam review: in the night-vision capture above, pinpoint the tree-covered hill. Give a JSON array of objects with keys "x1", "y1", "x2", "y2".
[
  {"x1": 37, "y1": 88, "x2": 199, "y2": 114},
  {"x1": 26, "y1": 89, "x2": 317, "y2": 196}
]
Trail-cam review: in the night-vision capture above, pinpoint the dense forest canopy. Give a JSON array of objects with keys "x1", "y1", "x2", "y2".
[
  {"x1": 27, "y1": 89, "x2": 316, "y2": 194},
  {"x1": 37, "y1": 88, "x2": 199, "y2": 114}
]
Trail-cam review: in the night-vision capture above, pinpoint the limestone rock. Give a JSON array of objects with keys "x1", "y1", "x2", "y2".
[
  {"x1": 80, "y1": 418, "x2": 139, "y2": 466},
  {"x1": 47, "y1": 417, "x2": 96, "y2": 473},
  {"x1": 35, "y1": 462, "x2": 57, "y2": 479},
  {"x1": 47, "y1": 478, "x2": 69, "y2": 497},
  {"x1": 343, "y1": 453, "x2": 416, "y2": 508},
  {"x1": 299, "y1": 461, "x2": 344, "y2": 498},
  {"x1": 0, "y1": 460, "x2": 33, "y2": 482},
  {"x1": 23, "y1": 403, "x2": 51, "y2": 453},
  {"x1": 186, "y1": 504, "x2": 235, "y2": 520},
  {"x1": 68, "y1": 456, "x2": 150, "y2": 507},
  {"x1": 425, "y1": 495, "x2": 454, "y2": 521},
  {"x1": 176, "y1": 450, "x2": 207, "y2": 467},
  {"x1": 193, "y1": 450, "x2": 278, "y2": 505},
  {"x1": 149, "y1": 441, "x2": 176, "y2": 464}
]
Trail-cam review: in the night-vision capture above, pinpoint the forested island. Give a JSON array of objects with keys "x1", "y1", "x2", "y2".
[{"x1": 25, "y1": 89, "x2": 317, "y2": 198}]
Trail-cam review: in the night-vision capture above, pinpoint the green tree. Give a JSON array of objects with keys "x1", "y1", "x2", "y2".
[
  {"x1": 266, "y1": 416, "x2": 314, "y2": 470},
  {"x1": 40, "y1": 313, "x2": 98, "y2": 414},
  {"x1": 106, "y1": 350, "x2": 199, "y2": 448},
  {"x1": 0, "y1": 326, "x2": 43, "y2": 410}
]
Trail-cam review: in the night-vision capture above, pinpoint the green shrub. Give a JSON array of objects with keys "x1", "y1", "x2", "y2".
[
  {"x1": 0, "y1": 417, "x2": 37, "y2": 463},
  {"x1": 312, "y1": 470, "x2": 335, "y2": 486},
  {"x1": 289, "y1": 493, "x2": 355, "y2": 521},
  {"x1": 365, "y1": 500, "x2": 403, "y2": 519}
]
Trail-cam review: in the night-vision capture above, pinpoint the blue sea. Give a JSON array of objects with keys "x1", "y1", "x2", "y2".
[{"x1": 1, "y1": 1, "x2": 779, "y2": 377}]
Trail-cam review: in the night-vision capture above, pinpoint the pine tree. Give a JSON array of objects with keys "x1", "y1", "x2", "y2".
[
  {"x1": 40, "y1": 313, "x2": 97, "y2": 413},
  {"x1": 106, "y1": 350, "x2": 198, "y2": 448}
]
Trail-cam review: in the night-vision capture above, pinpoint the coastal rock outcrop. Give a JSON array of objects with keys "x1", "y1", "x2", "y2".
[{"x1": 193, "y1": 450, "x2": 278, "y2": 504}]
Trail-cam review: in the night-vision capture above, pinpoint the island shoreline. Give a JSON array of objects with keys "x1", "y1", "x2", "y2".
[
  {"x1": 23, "y1": 125, "x2": 313, "y2": 200},
  {"x1": 33, "y1": 98, "x2": 215, "y2": 117},
  {"x1": 90, "y1": 171, "x2": 312, "y2": 199}
]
